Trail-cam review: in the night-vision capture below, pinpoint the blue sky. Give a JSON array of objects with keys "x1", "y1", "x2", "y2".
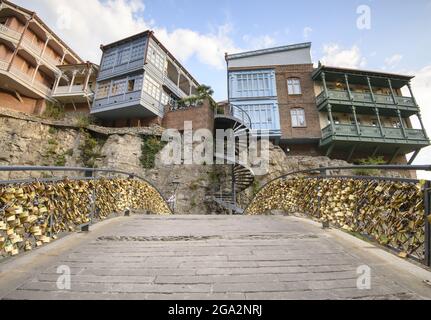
[
  {"x1": 135, "y1": 0, "x2": 431, "y2": 100},
  {"x1": 15, "y1": 0, "x2": 431, "y2": 176}
]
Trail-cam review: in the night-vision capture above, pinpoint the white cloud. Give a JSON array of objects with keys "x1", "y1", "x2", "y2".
[
  {"x1": 384, "y1": 54, "x2": 403, "y2": 69},
  {"x1": 409, "y1": 65, "x2": 431, "y2": 180},
  {"x1": 242, "y1": 34, "x2": 276, "y2": 50},
  {"x1": 15, "y1": 0, "x2": 240, "y2": 70},
  {"x1": 303, "y1": 27, "x2": 313, "y2": 40},
  {"x1": 320, "y1": 44, "x2": 367, "y2": 68}
]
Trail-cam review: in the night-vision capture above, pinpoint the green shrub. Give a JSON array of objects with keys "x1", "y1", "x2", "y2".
[
  {"x1": 48, "y1": 127, "x2": 57, "y2": 135},
  {"x1": 79, "y1": 130, "x2": 104, "y2": 168},
  {"x1": 74, "y1": 114, "x2": 95, "y2": 128},
  {"x1": 353, "y1": 156, "x2": 386, "y2": 176},
  {"x1": 43, "y1": 101, "x2": 65, "y2": 120},
  {"x1": 140, "y1": 137, "x2": 166, "y2": 169}
]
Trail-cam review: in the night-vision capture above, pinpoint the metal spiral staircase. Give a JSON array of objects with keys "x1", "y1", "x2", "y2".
[{"x1": 211, "y1": 104, "x2": 255, "y2": 214}]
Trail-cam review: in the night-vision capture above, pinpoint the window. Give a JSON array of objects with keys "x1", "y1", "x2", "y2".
[
  {"x1": 143, "y1": 74, "x2": 161, "y2": 100},
  {"x1": 130, "y1": 40, "x2": 145, "y2": 61},
  {"x1": 231, "y1": 70, "x2": 275, "y2": 98},
  {"x1": 110, "y1": 79, "x2": 126, "y2": 96},
  {"x1": 117, "y1": 48, "x2": 130, "y2": 65},
  {"x1": 147, "y1": 45, "x2": 165, "y2": 71},
  {"x1": 95, "y1": 81, "x2": 110, "y2": 99},
  {"x1": 291, "y1": 108, "x2": 306, "y2": 127},
  {"x1": 287, "y1": 78, "x2": 301, "y2": 95},
  {"x1": 101, "y1": 52, "x2": 116, "y2": 70},
  {"x1": 161, "y1": 91, "x2": 170, "y2": 105}
]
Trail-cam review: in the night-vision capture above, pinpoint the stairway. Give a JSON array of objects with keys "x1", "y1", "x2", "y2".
[{"x1": 210, "y1": 104, "x2": 255, "y2": 214}]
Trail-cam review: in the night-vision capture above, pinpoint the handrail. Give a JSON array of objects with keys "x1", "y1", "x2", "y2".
[
  {"x1": 244, "y1": 164, "x2": 431, "y2": 214},
  {"x1": 0, "y1": 166, "x2": 173, "y2": 214},
  {"x1": 229, "y1": 104, "x2": 252, "y2": 129}
]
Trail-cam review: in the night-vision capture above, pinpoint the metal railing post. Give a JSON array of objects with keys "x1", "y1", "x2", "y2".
[
  {"x1": 425, "y1": 181, "x2": 431, "y2": 267},
  {"x1": 319, "y1": 167, "x2": 330, "y2": 229}
]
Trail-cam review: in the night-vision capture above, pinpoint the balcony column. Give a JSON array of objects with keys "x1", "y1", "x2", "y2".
[
  {"x1": 60, "y1": 51, "x2": 67, "y2": 65},
  {"x1": 407, "y1": 81, "x2": 428, "y2": 139},
  {"x1": 351, "y1": 105, "x2": 361, "y2": 135},
  {"x1": 406, "y1": 81, "x2": 418, "y2": 105},
  {"x1": 327, "y1": 104, "x2": 336, "y2": 134},
  {"x1": 416, "y1": 111, "x2": 429, "y2": 139},
  {"x1": 374, "y1": 108, "x2": 385, "y2": 137},
  {"x1": 344, "y1": 74, "x2": 353, "y2": 100},
  {"x1": 366, "y1": 76, "x2": 376, "y2": 103},
  {"x1": 388, "y1": 78, "x2": 407, "y2": 138},
  {"x1": 31, "y1": 62, "x2": 41, "y2": 84},
  {"x1": 396, "y1": 109, "x2": 407, "y2": 138},
  {"x1": 83, "y1": 66, "x2": 92, "y2": 92},
  {"x1": 7, "y1": 14, "x2": 34, "y2": 72},
  {"x1": 321, "y1": 72, "x2": 328, "y2": 97},
  {"x1": 41, "y1": 36, "x2": 50, "y2": 58},
  {"x1": 189, "y1": 81, "x2": 193, "y2": 96},
  {"x1": 53, "y1": 73, "x2": 61, "y2": 94},
  {"x1": 69, "y1": 70, "x2": 77, "y2": 93},
  {"x1": 176, "y1": 69, "x2": 181, "y2": 88}
]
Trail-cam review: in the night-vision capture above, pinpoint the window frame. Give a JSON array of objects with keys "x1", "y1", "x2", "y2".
[
  {"x1": 290, "y1": 108, "x2": 306, "y2": 128},
  {"x1": 287, "y1": 78, "x2": 302, "y2": 95}
]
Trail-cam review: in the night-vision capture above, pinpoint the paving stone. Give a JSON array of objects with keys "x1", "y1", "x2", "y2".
[{"x1": 1, "y1": 215, "x2": 429, "y2": 300}]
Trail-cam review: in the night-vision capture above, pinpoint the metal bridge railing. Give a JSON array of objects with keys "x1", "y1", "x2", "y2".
[
  {"x1": 245, "y1": 164, "x2": 431, "y2": 266},
  {"x1": 0, "y1": 166, "x2": 172, "y2": 260}
]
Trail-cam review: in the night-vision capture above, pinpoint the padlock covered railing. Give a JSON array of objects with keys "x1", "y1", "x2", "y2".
[
  {"x1": 245, "y1": 164, "x2": 431, "y2": 266},
  {"x1": 0, "y1": 166, "x2": 172, "y2": 259}
]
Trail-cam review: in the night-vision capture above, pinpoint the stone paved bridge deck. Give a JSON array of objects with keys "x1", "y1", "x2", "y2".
[{"x1": 1, "y1": 214, "x2": 431, "y2": 300}]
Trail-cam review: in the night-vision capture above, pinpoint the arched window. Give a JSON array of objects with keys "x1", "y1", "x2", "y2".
[
  {"x1": 287, "y1": 78, "x2": 302, "y2": 95},
  {"x1": 291, "y1": 108, "x2": 306, "y2": 127}
]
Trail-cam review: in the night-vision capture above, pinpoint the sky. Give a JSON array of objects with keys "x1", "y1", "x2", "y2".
[{"x1": 14, "y1": 0, "x2": 431, "y2": 178}]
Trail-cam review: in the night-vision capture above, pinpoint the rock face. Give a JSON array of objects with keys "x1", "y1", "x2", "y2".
[
  {"x1": 0, "y1": 114, "x2": 218, "y2": 215},
  {"x1": 0, "y1": 111, "x2": 417, "y2": 215}
]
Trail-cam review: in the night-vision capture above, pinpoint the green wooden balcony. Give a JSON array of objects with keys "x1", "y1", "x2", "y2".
[
  {"x1": 316, "y1": 90, "x2": 418, "y2": 116},
  {"x1": 320, "y1": 123, "x2": 429, "y2": 151}
]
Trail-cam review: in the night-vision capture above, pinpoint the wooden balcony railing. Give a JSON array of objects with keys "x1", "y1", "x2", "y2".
[
  {"x1": 321, "y1": 123, "x2": 428, "y2": 143},
  {"x1": 316, "y1": 89, "x2": 417, "y2": 109},
  {"x1": 9, "y1": 66, "x2": 51, "y2": 96},
  {"x1": 0, "y1": 24, "x2": 21, "y2": 41}
]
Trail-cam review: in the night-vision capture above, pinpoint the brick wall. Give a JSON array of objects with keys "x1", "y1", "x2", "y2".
[
  {"x1": 162, "y1": 99, "x2": 214, "y2": 132},
  {"x1": 275, "y1": 64, "x2": 321, "y2": 141}
]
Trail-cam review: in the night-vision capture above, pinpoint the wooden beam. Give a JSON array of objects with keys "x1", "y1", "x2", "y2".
[
  {"x1": 389, "y1": 147, "x2": 401, "y2": 164},
  {"x1": 326, "y1": 143, "x2": 335, "y2": 157},
  {"x1": 371, "y1": 146, "x2": 380, "y2": 158},
  {"x1": 408, "y1": 149, "x2": 420, "y2": 165},
  {"x1": 347, "y1": 144, "x2": 357, "y2": 163}
]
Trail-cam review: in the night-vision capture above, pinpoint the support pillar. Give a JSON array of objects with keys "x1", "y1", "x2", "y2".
[
  {"x1": 388, "y1": 79, "x2": 407, "y2": 138},
  {"x1": 83, "y1": 66, "x2": 92, "y2": 91},
  {"x1": 69, "y1": 70, "x2": 77, "y2": 93},
  {"x1": 31, "y1": 62, "x2": 40, "y2": 84},
  {"x1": 389, "y1": 147, "x2": 401, "y2": 164},
  {"x1": 321, "y1": 72, "x2": 328, "y2": 97},
  {"x1": 347, "y1": 145, "x2": 357, "y2": 163},
  {"x1": 7, "y1": 15, "x2": 33, "y2": 72},
  {"x1": 327, "y1": 104, "x2": 336, "y2": 134},
  {"x1": 351, "y1": 105, "x2": 361, "y2": 135},
  {"x1": 41, "y1": 36, "x2": 50, "y2": 58},
  {"x1": 374, "y1": 108, "x2": 385, "y2": 137}
]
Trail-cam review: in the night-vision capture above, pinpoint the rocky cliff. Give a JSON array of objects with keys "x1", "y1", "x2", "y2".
[{"x1": 0, "y1": 108, "x2": 413, "y2": 215}]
